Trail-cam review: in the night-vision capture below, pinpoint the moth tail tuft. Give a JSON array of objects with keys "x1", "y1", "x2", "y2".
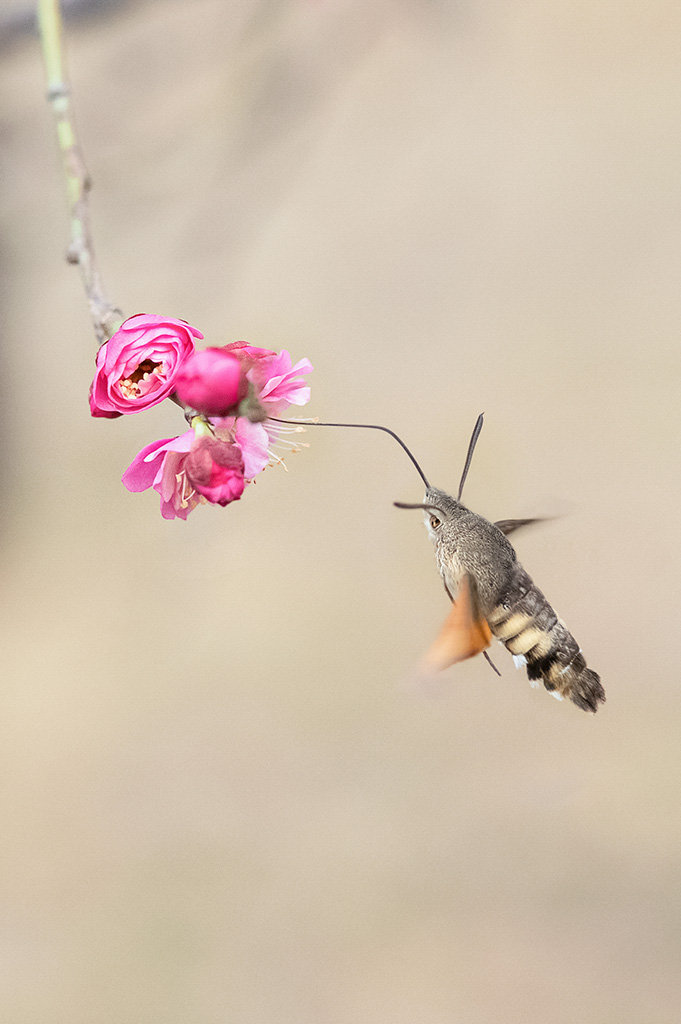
[{"x1": 526, "y1": 652, "x2": 604, "y2": 711}]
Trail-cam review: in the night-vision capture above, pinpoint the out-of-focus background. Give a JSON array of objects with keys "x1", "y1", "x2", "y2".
[{"x1": 1, "y1": 1, "x2": 680, "y2": 1021}]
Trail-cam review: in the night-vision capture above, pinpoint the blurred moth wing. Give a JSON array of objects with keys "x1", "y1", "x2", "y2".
[
  {"x1": 494, "y1": 517, "x2": 545, "y2": 536},
  {"x1": 420, "y1": 574, "x2": 492, "y2": 673}
]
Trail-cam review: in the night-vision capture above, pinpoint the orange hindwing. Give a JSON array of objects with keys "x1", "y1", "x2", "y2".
[{"x1": 420, "y1": 574, "x2": 492, "y2": 673}]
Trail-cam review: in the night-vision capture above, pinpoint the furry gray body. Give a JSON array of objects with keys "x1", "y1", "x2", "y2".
[{"x1": 424, "y1": 487, "x2": 605, "y2": 712}]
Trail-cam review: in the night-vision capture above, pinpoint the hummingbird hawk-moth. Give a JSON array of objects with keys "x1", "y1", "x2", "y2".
[
  {"x1": 274, "y1": 413, "x2": 605, "y2": 712},
  {"x1": 394, "y1": 414, "x2": 605, "y2": 713}
]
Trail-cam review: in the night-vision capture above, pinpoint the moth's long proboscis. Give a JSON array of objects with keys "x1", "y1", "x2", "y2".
[
  {"x1": 269, "y1": 413, "x2": 486, "y2": 498},
  {"x1": 268, "y1": 417, "x2": 431, "y2": 489}
]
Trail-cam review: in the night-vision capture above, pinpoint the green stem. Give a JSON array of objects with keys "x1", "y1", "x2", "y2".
[{"x1": 37, "y1": 0, "x2": 122, "y2": 345}]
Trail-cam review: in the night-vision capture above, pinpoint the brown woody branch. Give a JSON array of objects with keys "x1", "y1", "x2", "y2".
[{"x1": 37, "y1": 0, "x2": 122, "y2": 346}]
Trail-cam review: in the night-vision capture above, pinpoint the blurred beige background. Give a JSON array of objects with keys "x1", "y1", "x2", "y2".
[{"x1": 1, "y1": 1, "x2": 680, "y2": 1021}]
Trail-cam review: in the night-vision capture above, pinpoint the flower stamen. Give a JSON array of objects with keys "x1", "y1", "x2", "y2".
[
  {"x1": 119, "y1": 359, "x2": 163, "y2": 398},
  {"x1": 176, "y1": 470, "x2": 197, "y2": 509}
]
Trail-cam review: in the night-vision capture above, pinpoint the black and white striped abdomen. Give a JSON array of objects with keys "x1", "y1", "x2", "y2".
[{"x1": 487, "y1": 568, "x2": 605, "y2": 713}]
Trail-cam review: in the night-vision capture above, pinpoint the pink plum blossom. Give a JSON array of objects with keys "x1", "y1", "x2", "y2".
[
  {"x1": 223, "y1": 342, "x2": 313, "y2": 416},
  {"x1": 122, "y1": 414, "x2": 306, "y2": 520},
  {"x1": 174, "y1": 347, "x2": 248, "y2": 416},
  {"x1": 257, "y1": 350, "x2": 313, "y2": 415},
  {"x1": 89, "y1": 314, "x2": 202, "y2": 418},
  {"x1": 121, "y1": 342, "x2": 313, "y2": 519},
  {"x1": 122, "y1": 426, "x2": 251, "y2": 519}
]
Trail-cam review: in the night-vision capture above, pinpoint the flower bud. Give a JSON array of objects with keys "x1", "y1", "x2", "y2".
[
  {"x1": 184, "y1": 435, "x2": 246, "y2": 506},
  {"x1": 174, "y1": 348, "x2": 248, "y2": 416}
]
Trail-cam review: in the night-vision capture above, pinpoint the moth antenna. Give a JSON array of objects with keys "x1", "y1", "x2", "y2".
[
  {"x1": 457, "y1": 412, "x2": 484, "y2": 501},
  {"x1": 268, "y1": 417, "x2": 430, "y2": 489}
]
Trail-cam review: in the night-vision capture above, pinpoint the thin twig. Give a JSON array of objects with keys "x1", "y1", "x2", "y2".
[{"x1": 37, "y1": 0, "x2": 122, "y2": 346}]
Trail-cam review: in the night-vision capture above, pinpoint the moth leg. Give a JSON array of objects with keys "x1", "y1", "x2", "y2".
[{"x1": 483, "y1": 650, "x2": 502, "y2": 677}]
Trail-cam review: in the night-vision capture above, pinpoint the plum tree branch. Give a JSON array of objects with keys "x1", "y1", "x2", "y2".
[{"x1": 37, "y1": 0, "x2": 123, "y2": 346}]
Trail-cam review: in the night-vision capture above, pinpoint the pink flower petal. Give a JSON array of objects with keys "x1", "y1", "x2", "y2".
[
  {"x1": 122, "y1": 437, "x2": 176, "y2": 492},
  {"x1": 234, "y1": 418, "x2": 270, "y2": 478}
]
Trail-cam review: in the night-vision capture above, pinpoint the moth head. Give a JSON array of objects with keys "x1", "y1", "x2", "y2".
[
  {"x1": 394, "y1": 411, "x2": 485, "y2": 552},
  {"x1": 393, "y1": 413, "x2": 484, "y2": 539},
  {"x1": 394, "y1": 487, "x2": 463, "y2": 545}
]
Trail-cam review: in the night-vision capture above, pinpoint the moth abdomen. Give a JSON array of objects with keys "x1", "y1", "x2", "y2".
[{"x1": 488, "y1": 569, "x2": 605, "y2": 713}]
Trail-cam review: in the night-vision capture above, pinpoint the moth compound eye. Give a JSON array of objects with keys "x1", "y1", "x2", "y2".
[{"x1": 429, "y1": 514, "x2": 441, "y2": 530}]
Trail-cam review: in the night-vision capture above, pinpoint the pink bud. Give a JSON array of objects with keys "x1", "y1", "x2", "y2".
[
  {"x1": 184, "y1": 436, "x2": 246, "y2": 506},
  {"x1": 174, "y1": 348, "x2": 248, "y2": 416}
]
